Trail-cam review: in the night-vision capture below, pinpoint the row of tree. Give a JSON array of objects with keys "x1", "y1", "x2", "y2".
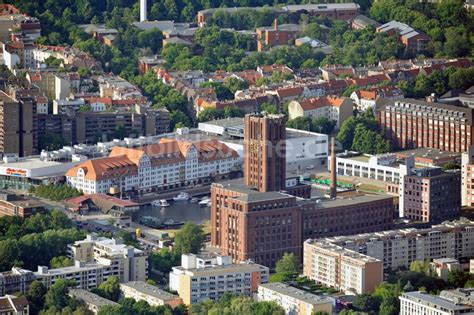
[
  {"x1": 287, "y1": 116, "x2": 336, "y2": 135},
  {"x1": 29, "y1": 184, "x2": 82, "y2": 202}
]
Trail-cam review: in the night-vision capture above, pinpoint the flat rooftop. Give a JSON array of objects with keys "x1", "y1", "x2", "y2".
[
  {"x1": 395, "y1": 147, "x2": 460, "y2": 161},
  {"x1": 120, "y1": 281, "x2": 180, "y2": 301},
  {"x1": 69, "y1": 289, "x2": 118, "y2": 307},
  {"x1": 0, "y1": 157, "x2": 71, "y2": 170},
  {"x1": 310, "y1": 192, "x2": 393, "y2": 209},
  {"x1": 175, "y1": 262, "x2": 266, "y2": 277},
  {"x1": 401, "y1": 291, "x2": 473, "y2": 311},
  {"x1": 259, "y1": 282, "x2": 334, "y2": 305}
]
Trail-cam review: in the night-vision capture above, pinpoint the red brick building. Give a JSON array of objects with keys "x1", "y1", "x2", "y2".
[
  {"x1": 378, "y1": 99, "x2": 474, "y2": 153},
  {"x1": 256, "y1": 21, "x2": 300, "y2": 51}
]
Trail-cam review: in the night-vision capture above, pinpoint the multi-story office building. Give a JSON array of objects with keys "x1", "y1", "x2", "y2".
[
  {"x1": 67, "y1": 234, "x2": 148, "y2": 283},
  {"x1": 402, "y1": 167, "x2": 460, "y2": 223},
  {"x1": 400, "y1": 289, "x2": 474, "y2": 315},
  {"x1": 66, "y1": 138, "x2": 240, "y2": 194},
  {"x1": 0, "y1": 268, "x2": 35, "y2": 296},
  {"x1": 119, "y1": 281, "x2": 183, "y2": 308},
  {"x1": 0, "y1": 92, "x2": 37, "y2": 157},
  {"x1": 169, "y1": 254, "x2": 269, "y2": 304},
  {"x1": 0, "y1": 191, "x2": 46, "y2": 218},
  {"x1": 212, "y1": 113, "x2": 394, "y2": 267},
  {"x1": 378, "y1": 99, "x2": 474, "y2": 153},
  {"x1": 258, "y1": 282, "x2": 334, "y2": 315},
  {"x1": 314, "y1": 219, "x2": 474, "y2": 270},
  {"x1": 303, "y1": 240, "x2": 383, "y2": 294},
  {"x1": 0, "y1": 295, "x2": 29, "y2": 315}
]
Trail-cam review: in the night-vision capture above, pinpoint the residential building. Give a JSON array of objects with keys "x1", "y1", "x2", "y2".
[
  {"x1": 462, "y1": 145, "x2": 474, "y2": 207},
  {"x1": 67, "y1": 234, "x2": 148, "y2": 283},
  {"x1": 37, "y1": 113, "x2": 74, "y2": 145},
  {"x1": 378, "y1": 99, "x2": 474, "y2": 153},
  {"x1": 377, "y1": 21, "x2": 430, "y2": 52},
  {"x1": 53, "y1": 99, "x2": 86, "y2": 115},
  {"x1": 256, "y1": 21, "x2": 300, "y2": 51},
  {"x1": 69, "y1": 289, "x2": 119, "y2": 314},
  {"x1": 258, "y1": 282, "x2": 334, "y2": 315},
  {"x1": 429, "y1": 258, "x2": 461, "y2": 282},
  {"x1": 119, "y1": 281, "x2": 183, "y2": 308},
  {"x1": 315, "y1": 219, "x2": 474, "y2": 270},
  {"x1": 0, "y1": 191, "x2": 46, "y2": 218},
  {"x1": 288, "y1": 96, "x2": 353, "y2": 128},
  {"x1": 400, "y1": 289, "x2": 474, "y2": 315},
  {"x1": 169, "y1": 254, "x2": 269, "y2": 304},
  {"x1": 0, "y1": 92, "x2": 37, "y2": 157},
  {"x1": 303, "y1": 240, "x2": 383, "y2": 294},
  {"x1": 350, "y1": 86, "x2": 404, "y2": 112},
  {"x1": 350, "y1": 14, "x2": 381, "y2": 30},
  {"x1": 35, "y1": 261, "x2": 116, "y2": 290},
  {"x1": 0, "y1": 268, "x2": 35, "y2": 296},
  {"x1": 212, "y1": 113, "x2": 394, "y2": 267},
  {"x1": 0, "y1": 295, "x2": 29, "y2": 315},
  {"x1": 66, "y1": 138, "x2": 240, "y2": 194},
  {"x1": 402, "y1": 167, "x2": 460, "y2": 223}
]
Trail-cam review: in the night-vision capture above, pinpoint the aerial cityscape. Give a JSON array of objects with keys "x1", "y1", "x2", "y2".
[{"x1": 0, "y1": 0, "x2": 472, "y2": 314}]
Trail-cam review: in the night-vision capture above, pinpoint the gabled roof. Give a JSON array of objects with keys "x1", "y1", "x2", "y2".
[
  {"x1": 277, "y1": 86, "x2": 303, "y2": 98},
  {"x1": 298, "y1": 96, "x2": 347, "y2": 110},
  {"x1": 65, "y1": 155, "x2": 138, "y2": 181}
]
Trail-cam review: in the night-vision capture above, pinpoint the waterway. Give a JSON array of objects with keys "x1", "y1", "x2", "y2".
[{"x1": 133, "y1": 200, "x2": 211, "y2": 224}]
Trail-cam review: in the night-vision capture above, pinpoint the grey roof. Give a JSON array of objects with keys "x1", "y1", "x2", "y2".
[
  {"x1": 260, "y1": 282, "x2": 334, "y2": 305},
  {"x1": 283, "y1": 3, "x2": 360, "y2": 12},
  {"x1": 120, "y1": 281, "x2": 180, "y2": 301},
  {"x1": 309, "y1": 193, "x2": 393, "y2": 209},
  {"x1": 401, "y1": 291, "x2": 474, "y2": 311},
  {"x1": 234, "y1": 191, "x2": 294, "y2": 202},
  {"x1": 352, "y1": 14, "x2": 380, "y2": 27},
  {"x1": 69, "y1": 289, "x2": 118, "y2": 308},
  {"x1": 132, "y1": 20, "x2": 175, "y2": 31}
]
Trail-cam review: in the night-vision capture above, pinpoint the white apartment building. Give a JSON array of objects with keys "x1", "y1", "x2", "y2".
[
  {"x1": 53, "y1": 98, "x2": 85, "y2": 114},
  {"x1": 68, "y1": 234, "x2": 148, "y2": 283},
  {"x1": 169, "y1": 254, "x2": 269, "y2": 304},
  {"x1": 288, "y1": 96, "x2": 353, "y2": 128},
  {"x1": 66, "y1": 139, "x2": 240, "y2": 195},
  {"x1": 319, "y1": 219, "x2": 474, "y2": 270},
  {"x1": 119, "y1": 281, "x2": 183, "y2": 308},
  {"x1": 400, "y1": 289, "x2": 474, "y2": 315},
  {"x1": 258, "y1": 282, "x2": 334, "y2": 315},
  {"x1": 35, "y1": 261, "x2": 115, "y2": 290},
  {"x1": 303, "y1": 240, "x2": 383, "y2": 294}
]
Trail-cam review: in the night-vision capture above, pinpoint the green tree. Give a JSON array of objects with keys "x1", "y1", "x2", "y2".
[
  {"x1": 95, "y1": 276, "x2": 121, "y2": 302},
  {"x1": 45, "y1": 278, "x2": 72, "y2": 310},
  {"x1": 173, "y1": 222, "x2": 205, "y2": 255},
  {"x1": 260, "y1": 102, "x2": 279, "y2": 114},
  {"x1": 223, "y1": 106, "x2": 245, "y2": 118},
  {"x1": 137, "y1": 28, "x2": 163, "y2": 53},
  {"x1": 448, "y1": 270, "x2": 469, "y2": 288},
  {"x1": 409, "y1": 260, "x2": 431, "y2": 275},
  {"x1": 27, "y1": 280, "x2": 47, "y2": 315},
  {"x1": 150, "y1": 248, "x2": 180, "y2": 274},
  {"x1": 50, "y1": 256, "x2": 73, "y2": 268},
  {"x1": 352, "y1": 294, "x2": 381, "y2": 314},
  {"x1": 275, "y1": 252, "x2": 300, "y2": 275},
  {"x1": 379, "y1": 297, "x2": 400, "y2": 315}
]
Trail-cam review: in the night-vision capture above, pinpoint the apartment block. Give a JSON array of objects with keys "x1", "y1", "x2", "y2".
[
  {"x1": 0, "y1": 92, "x2": 37, "y2": 157},
  {"x1": 402, "y1": 167, "x2": 460, "y2": 223},
  {"x1": 0, "y1": 268, "x2": 35, "y2": 296},
  {"x1": 400, "y1": 289, "x2": 474, "y2": 315},
  {"x1": 169, "y1": 254, "x2": 269, "y2": 304},
  {"x1": 303, "y1": 240, "x2": 383, "y2": 294},
  {"x1": 69, "y1": 289, "x2": 119, "y2": 314},
  {"x1": 378, "y1": 99, "x2": 474, "y2": 153},
  {"x1": 257, "y1": 282, "x2": 334, "y2": 315},
  {"x1": 0, "y1": 295, "x2": 29, "y2": 315},
  {"x1": 68, "y1": 234, "x2": 148, "y2": 283},
  {"x1": 119, "y1": 281, "x2": 183, "y2": 308},
  {"x1": 315, "y1": 219, "x2": 474, "y2": 270},
  {"x1": 35, "y1": 261, "x2": 114, "y2": 290},
  {"x1": 461, "y1": 145, "x2": 474, "y2": 207}
]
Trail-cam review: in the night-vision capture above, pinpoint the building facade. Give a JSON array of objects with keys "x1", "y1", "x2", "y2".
[
  {"x1": 402, "y1": 167, "x2": 460, "y2": 223},
  {"x1": 257, "y1": 282, "x2": 334, "y2": 315},
  {"x1": 303, "y1": 240, "x2": 383, "y2": 294},
  {"x1": 0, "y1": 295, "x2": 29, "y2": 315},
  {"x1": 400, "y1": 289, "x2": 474, "y2": 315},
  {"x1": 66, "y1": 139, "x2": 240, "y2": 194},
  {"x1": 316, "y1": 219, "x2": 474, "y2": 270},
  {"x1": 169, "y1": 254, "x2": 269, "y2": 305},
  {"x1": 0, "y1": 268, "x2": 35, "y2": 296},
  {"x1": 378, "y1": 99, "x2": 474, "y2": 153}
]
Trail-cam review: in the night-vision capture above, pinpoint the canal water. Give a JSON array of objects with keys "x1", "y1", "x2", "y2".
[{"x1": 133, "y1": 200, "x2": 211, "y2": 224}]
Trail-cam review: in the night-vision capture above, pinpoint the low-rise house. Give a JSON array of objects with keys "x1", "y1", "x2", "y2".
[
  {"x1": 69, "y1": 289, "x2": 118, "y2": 314},
  {"x1": 377, "y1": 21, "x2": 430, "y2": 52},
  {"x1": 258, "y1": 282, "x2": 334, "y2": 315},
  {"x1": 350, "y1": 86, "x2": 404, "y2": 111},
  {"x1": 120, "y1": 281, "x2": 183, "y2": 308},
  {"x1": 350, "y1": 14, "x2": 381, "y2": 30},
  {"x1": 0, "y1": 295, "x2": 29, "y2": 315},
  {"x1": 429, "y1": 258, "x2": 461, "y2": 282}
]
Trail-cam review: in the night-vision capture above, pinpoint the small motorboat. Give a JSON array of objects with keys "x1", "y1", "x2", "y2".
[
  {"x1": 151, "y1": 199, "x2": 169, "y2": 207},
  {"x1": 190, "y1": 197, "x2": 199, "y2": 203},
  {"x1": 199, "y1": 198, "x2": 211, "y2": 206},
  {"x1": 173, "y1": 192, "x2": 190, "y2": 201}
]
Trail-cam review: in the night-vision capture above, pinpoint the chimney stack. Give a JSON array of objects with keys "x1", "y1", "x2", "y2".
[
  {"x1": 330, "y1": 137, "x2": 337, "y2": 199},
  {"x1": 140, "y1": 0, "x2": 147, "y2": 22},
  {"x1": 274, "y1": 18, "x2": 278, "y2": 30}
]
